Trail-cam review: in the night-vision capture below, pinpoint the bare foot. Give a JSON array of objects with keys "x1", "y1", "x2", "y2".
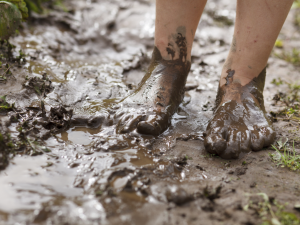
[
  {"x1": 113, "y1": 34, "x2": 191, "y2": 135},
  {"x1": 204, "y1": 68, "x2": 276, "y2": 159}
]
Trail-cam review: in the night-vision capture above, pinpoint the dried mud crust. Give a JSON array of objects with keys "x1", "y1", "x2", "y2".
[
  {"x1": 204, "y1": 68, "x2": 276, "y2": 159},
  {"x1": 112, "y1": 45, "x2": 191, "y2": 136}
]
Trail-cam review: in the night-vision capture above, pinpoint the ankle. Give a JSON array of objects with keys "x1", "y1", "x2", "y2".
[
  {"x1": 220, "y1": 64, "x2": 266, "y2": 86},
  {"x1": 154, "y1": 40, "x2": 171, "y2": 59},
  {"x1": 154, "y1": 35, "x2": 192, "y2": 62}
]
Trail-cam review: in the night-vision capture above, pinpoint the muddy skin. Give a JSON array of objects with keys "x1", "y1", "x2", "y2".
[
  {"x1": 113, "y1": 33, "x2": 191, "y2": 136},
  {"x1": 204, "y1": 68, "x2": 276, "y2": 159}
]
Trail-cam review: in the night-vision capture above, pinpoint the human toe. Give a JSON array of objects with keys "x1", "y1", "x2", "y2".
[
  {"x1": 118, "y1": 114, "x2": 145, "y2": 133},
  {"x1": 137, "y1": 114, "x2": 168, "y2": 136},
  {"x1": 220, "y1": 129, "x2": 246, "y2": 159}
]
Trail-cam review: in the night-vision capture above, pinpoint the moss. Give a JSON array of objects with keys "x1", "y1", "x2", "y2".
[
  {"x1": 24, "y1": 0, "x2": 67, "y2": 14},
  {"x1": 0, "y1": 1, "x2": 22, "y2": 40},
  {"x1": 5, "y1": 0, "x2": 28, "y2": 20}
]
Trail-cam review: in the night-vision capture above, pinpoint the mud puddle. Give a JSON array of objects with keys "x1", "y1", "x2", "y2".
[{"x1": 1, "y1": 0, "x2": 300, "y2": 224}]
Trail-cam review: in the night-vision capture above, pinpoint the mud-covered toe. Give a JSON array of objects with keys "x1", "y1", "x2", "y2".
[
  {"x1": 71, "y1": 114, "x2": 106, "y2": 128},
  {"x1": 221, "y1": 128, "x2": 251, "y2": 159},
  {"x1": 117, "y1": 114, "x2": 146, "y2": 133},
  {"x1": 204, "y1": 127, "x2": 252, "y2": 159},
  {"x1": 137, "y1": 113, "x2": 170, "y2": 136}
]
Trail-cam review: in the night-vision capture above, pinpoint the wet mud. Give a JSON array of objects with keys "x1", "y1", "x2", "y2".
[{"x1": 0, "y1": 0, "x2": 300, "y2": 224}]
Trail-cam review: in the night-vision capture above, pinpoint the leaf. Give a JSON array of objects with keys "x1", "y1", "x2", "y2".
[
  {"x1": 5, "y1": 0, "x2": 28, "y2": 20},
  {"x1": 0, "y1": 1, "x2": 22, "y2": 40}
]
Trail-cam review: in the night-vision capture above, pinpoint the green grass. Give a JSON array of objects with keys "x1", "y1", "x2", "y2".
[
  {"x1": 271, "y1": 79, "x2": 300, "y2": 122},
  {"x1": 294, "y1": 0, "x2": 300, "y2": 27},
  {"x1": 270, "y1": 139, "x2": 300, "y2": 171},
  {"x1": 294, "y1": 0, "x2": 300, "y2": 9},
  {"x1": 24, "y1": 0, "x2": 67, "y2": 14},
  {"x1": 0, "y1": 95, "x2": 14, "y2": 112},
  {"x1": 244, "y1": 193, "x2": 300, "y2": 225},
  {"x1": 275, "y1": 48, "x2": 300, "y2": 66}
]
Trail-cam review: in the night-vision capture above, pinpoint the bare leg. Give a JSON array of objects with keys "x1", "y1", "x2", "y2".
[
  {"x1": 115, "y1": 0, "x2": 207, "y2": 135},
  {"x1": 155, "y1": 0, "x2": 205, "y2": 60},
  {"x1": 204, "y1": 0, "x2": 293, "y2": 159}
]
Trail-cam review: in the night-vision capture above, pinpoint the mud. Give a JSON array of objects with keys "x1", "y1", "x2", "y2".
[{"x1": 0, "y1": 0, "x2": 300, "y2": 224}]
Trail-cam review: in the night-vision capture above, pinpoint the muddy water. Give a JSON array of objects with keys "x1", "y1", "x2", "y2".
[
  {"x1": 0, "y1": 51, "x2": 210, "y2": 223},
  {"x1": 1, "y1": 0, "x2": 300, "y2": 224}
]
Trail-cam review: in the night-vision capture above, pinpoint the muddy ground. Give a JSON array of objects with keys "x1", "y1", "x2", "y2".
[{"x1": 0, "y1": 0, "x2": 300, "y2": 224}]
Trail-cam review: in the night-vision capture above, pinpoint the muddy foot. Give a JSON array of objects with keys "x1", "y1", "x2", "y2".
[
  {"x1": 112, "y1": 44, "x2": 190, "y2": 135},
  {"x1": 204, "y1": 68, "x2": 276, "y2": 159}
]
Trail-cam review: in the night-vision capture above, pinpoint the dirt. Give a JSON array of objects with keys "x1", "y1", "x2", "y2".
[{"x1": 0, "y1": 0, "x2": 300, "y2": 224}]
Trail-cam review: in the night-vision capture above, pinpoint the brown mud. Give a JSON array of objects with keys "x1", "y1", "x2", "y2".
[{"x1": 0, "y1": 0, "x2": 300, "y2": 224}]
